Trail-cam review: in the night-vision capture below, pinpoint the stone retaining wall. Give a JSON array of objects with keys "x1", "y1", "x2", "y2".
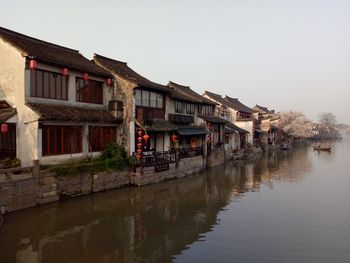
[
  {"x1": 207, "y1": 148, "x2": 225, "y2": 167},
  {"x1": 0, "y1": 177, "x2": 39, "y2": 212},
  {"x1": 130, "y1": 155, "x2": 205, "y2": 186}
]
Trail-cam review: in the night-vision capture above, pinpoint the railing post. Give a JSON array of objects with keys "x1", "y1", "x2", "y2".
[{"x1": 33, "y1": 159, "x2": 40, "y2": 177}]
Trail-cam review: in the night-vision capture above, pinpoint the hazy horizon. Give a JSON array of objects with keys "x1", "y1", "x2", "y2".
[{"x1": 1, "y1": 0, "x2": 349, "y2": 124}]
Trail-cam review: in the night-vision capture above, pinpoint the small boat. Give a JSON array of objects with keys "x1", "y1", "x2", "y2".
[
  {"x1": 313, "y1": 143, "x2": 331, "y2": 151},
  {"x1": 281, "y1": 143, "x2": 289, "y2": 150}
]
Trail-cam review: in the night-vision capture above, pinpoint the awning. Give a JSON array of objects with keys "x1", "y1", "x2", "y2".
[
  {"x1": 197, "y1": 115, "x2": 227, "y2": 124},
  {"x1": 0, "y1": 101, "x2": 17, "y2": 123},
  {"x1": 177, "y1": 127, "x2": 208, "y2": 136},
  {"x1": 255, "y1": 129, "x2": 268, "y2": 133},
  {"x1": 142, "y1": 119, "x2": 178, "y2": 132},
  {"x1": 225, "y1": 122, "x2": 249, "y2": 133},
  {"x1": 26, "y1": 102, "x2": 120, "y2": 123}
]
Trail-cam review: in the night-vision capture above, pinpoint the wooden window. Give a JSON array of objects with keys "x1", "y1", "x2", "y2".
[
  {"x1": 202, "y1": 105, "x2": 213, "y2": 116},
  {"x1": 135, "y1": 90, "x2": 142, "y2": 106},
  {"x1": 175, "y1": 101, "x2": 183, "y2": 113},
  {"x1": 135, "y1": 89, "x2": 163, "y2": 109},
  {"x1": 76, "y1": 78, "x2": 103, "y2": 104},
  {"x1": 30, "y1": 69, "x2": 68, "y2": 100},
  {"x1": 42, "y1": 125, "x2": 82, "y2": 156},
  {"x1": 186, "y1": 103, "x2": 195, "y2": 115},
  {"x1": 141, "y1": 90, "x2": 150, "y2": 107},
  {"x1": 88, "y1": 126, "x2": 116, "y2": 152}
]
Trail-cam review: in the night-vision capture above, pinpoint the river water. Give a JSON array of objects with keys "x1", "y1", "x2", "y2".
[{"x1": 1, "y1": 139, "x2": 350, "y2": 263}]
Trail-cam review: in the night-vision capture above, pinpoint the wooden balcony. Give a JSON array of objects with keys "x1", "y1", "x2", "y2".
[
  {"x1": 168, "y1": 113, "x2": 194, "y2": 124},
  {"x1": 179, "y1": 146, "x2": 203, "y2": 159},
  {"x1": 136, "y1": 107, "x2": 165, "y2": 122}
]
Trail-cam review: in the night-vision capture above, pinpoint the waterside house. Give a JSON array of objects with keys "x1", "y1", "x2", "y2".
[
  {"x1": 167, "y1": 81, "x2": 227, "y2": 167},
  {"x1": 0, "y1": 27, "x2": 121, "y2": 166},
  {"x1": 203, "y1": 91, "x2": 252, "y2": 149},
  {"x1": 252, "y1": 105, "x2": 280, "y2": 148}
]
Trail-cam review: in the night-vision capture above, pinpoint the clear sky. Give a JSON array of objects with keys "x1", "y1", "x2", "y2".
[{"x1": 1, "y1": 0, "x2": 349, "y2": 123}]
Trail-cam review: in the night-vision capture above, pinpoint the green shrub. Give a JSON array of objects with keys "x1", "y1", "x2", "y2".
[{"x1": 99, "y1": 143, "x2": 128, "y2": 170}]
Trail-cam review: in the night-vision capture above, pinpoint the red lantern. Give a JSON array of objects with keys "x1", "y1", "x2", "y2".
[
  {"x1": 29, "y1": 59, "x2": 37, "y2": 70},
  {"x1": 143, "y1": 134, "x2": 149, "y2": 141},
  {"x1": 171, "y1": 134, "x2": 177, "y2": 142},
  {"x1": 137, "y1": 142, "x2": 142, "y2": 147},
  {"x1": 62, "y1": 68, "x2": 69, "y2": 76},
  {"x1": 138, "y1": 137, "x2": 143, "y2": 141},
  {"x1": 1, "y1": 124, "x2": 8, "y2": 133},
  {"x1": 83, "y1": 73, "x2": 89, "y2": 81},
  {"x1": 136, "y1": 154, "x2": 142, "y2": 160},
  {"x1": 138, "y1": 130, "x2": 143, "y2": 136},
  {"x1": 137, "y1": 148, "x2": 142, "y2": 153},
  {"x1": 107, "y1": 78, "x2": 113, "y2": 86}
]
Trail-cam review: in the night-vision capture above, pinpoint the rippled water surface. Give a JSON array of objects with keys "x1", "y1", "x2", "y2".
[{"x1": 1, "y1": 139, "x2": 350, "y2": 263}]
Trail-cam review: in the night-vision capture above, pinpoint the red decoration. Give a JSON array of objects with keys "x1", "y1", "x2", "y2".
[
  {"x1": 136, "y1": 154, "x2": 142, "y2": 160},
  {"x1": 143, "y1": 134, "x2": 149, "y2": 141},
  {"x1": 137, "y1": 148, "x2": 142, "y2": 153},
  {"x1": 171, "y1": 134, "x2": 177, "y2": 142},
  {"x1": 137, "y1": 143, "x2": 142, "y2": 147},
  {"x1": 1, "y1": 124, "x2": 8, "y2": 133},
  {"x1": 62, "y1": 68, "x2": 69, "y2": 76},
  {"x1": 83, "y1": 73, "x2": 89, "y2": 81},
  {"x1": 138, "y1": 130, "x2": 143, "y2": 136},
  {"x1": 107, "y1": 78, "x2": 113, "y2": 86},
  {"x1": 29, "y1": 59, "x2": 37, "y2": 70}
]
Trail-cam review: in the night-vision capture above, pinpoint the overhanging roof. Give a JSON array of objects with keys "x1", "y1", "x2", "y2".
[
  {"x1": 177, "y1": 127, "x2": 208, "y2": 136},
  {"x1": 0, "y1": 101, "x2": 17, "y2": 123},
  {"x1": 225, "y1": 122, "x2": 249, "y2": 133},
  {"x1": 197, "y1": 115, "x2": 227, "y2": 124},
  {"x1": 26, "y1": 102, "x2": 120, "y2": 123}
]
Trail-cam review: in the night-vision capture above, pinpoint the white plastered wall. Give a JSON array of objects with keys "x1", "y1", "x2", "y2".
[{"x1": 0, "y1": 39, "x2": 40, "y2": 166}]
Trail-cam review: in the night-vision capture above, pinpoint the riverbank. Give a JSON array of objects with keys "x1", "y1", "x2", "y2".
[{"x1": 0, "y1": 145, "x2": 275, "y2": 214}]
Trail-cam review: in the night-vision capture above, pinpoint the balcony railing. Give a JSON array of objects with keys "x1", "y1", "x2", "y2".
[
  {"x1": 141, "y1": 150, "x2": 176, "y2": 167},
  {"x1": 136, "y1": 107, "x2": 165, "y2": 122},
  {"x1": 179, "y1": 146, "x2": 203, "y2": 159}
]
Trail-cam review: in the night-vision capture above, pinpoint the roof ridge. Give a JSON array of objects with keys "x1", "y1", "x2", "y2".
[
  {"x1": 0, "y1": 26, "x2": 79, "y2": 54},
  {"x1": 225, "y1": 95, "x2": 238, "y2": 101},
  {"x1": 168, "y1": 81, "x2": 190, "y2": 89},
  {"x1": 204, "y1": 90, "x2": 222, "y2": 98},
  {"x1": 94, "y1": 53, "x2": 127, "y2": 65}
]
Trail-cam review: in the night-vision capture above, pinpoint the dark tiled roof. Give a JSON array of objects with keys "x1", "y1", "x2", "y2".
[
  {"x1": 203, "y1": 90, "x2": 230, "y2": 107},
  {"x1": 177, "y1": 126, "x2": 208, "y2": 136},
  {"x1": 224, "y1": 95, "x2": 254, "y2": 114},
  {"x1": 197, "y1": 115, "x2": 227, "y2": 124},
  {"x1": 142, "y1": 119, "x2": 178, "y2": 132},
  {"x1": 93, "y1": 54, "x2": 171, "y2": 93},
  {"x1": 26, "y1": 102, "x2": 119, "y2": 123},
  {"x1": 0, "y1": 101, "x2": 17, "y2": 123},
  {"x1": 225, "y1": 121, "x2": 249, "y2": 133},
  {"x1": 168, "y1": 81, "x2": 216, "y2": 105},
  {"x1": 0, "y1": 26, "x2": 110, "y2": 77},
  {"x1": 254, "y1": 104, "x2": 273, "y2": 114}
]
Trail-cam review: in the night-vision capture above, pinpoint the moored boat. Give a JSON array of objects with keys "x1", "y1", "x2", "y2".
[{"x1": 313, "y1": 143, "x2": 331, "y2": 151}]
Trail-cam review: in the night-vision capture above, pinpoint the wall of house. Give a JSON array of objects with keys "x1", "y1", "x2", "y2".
[
  {"x1": 235, "y1": 120, "x2": 254, "y2": 145},
  {"x1": 0, "y1": 40, "x2": 40, "y2": 166},
  {"x1": 112, "y1": 75, "x2": 136, "y2": 155}
]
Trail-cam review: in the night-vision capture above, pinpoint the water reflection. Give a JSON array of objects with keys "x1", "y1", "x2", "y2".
[{"x1": 0, "y1": 145, "x2": 312, "y2": 263}]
